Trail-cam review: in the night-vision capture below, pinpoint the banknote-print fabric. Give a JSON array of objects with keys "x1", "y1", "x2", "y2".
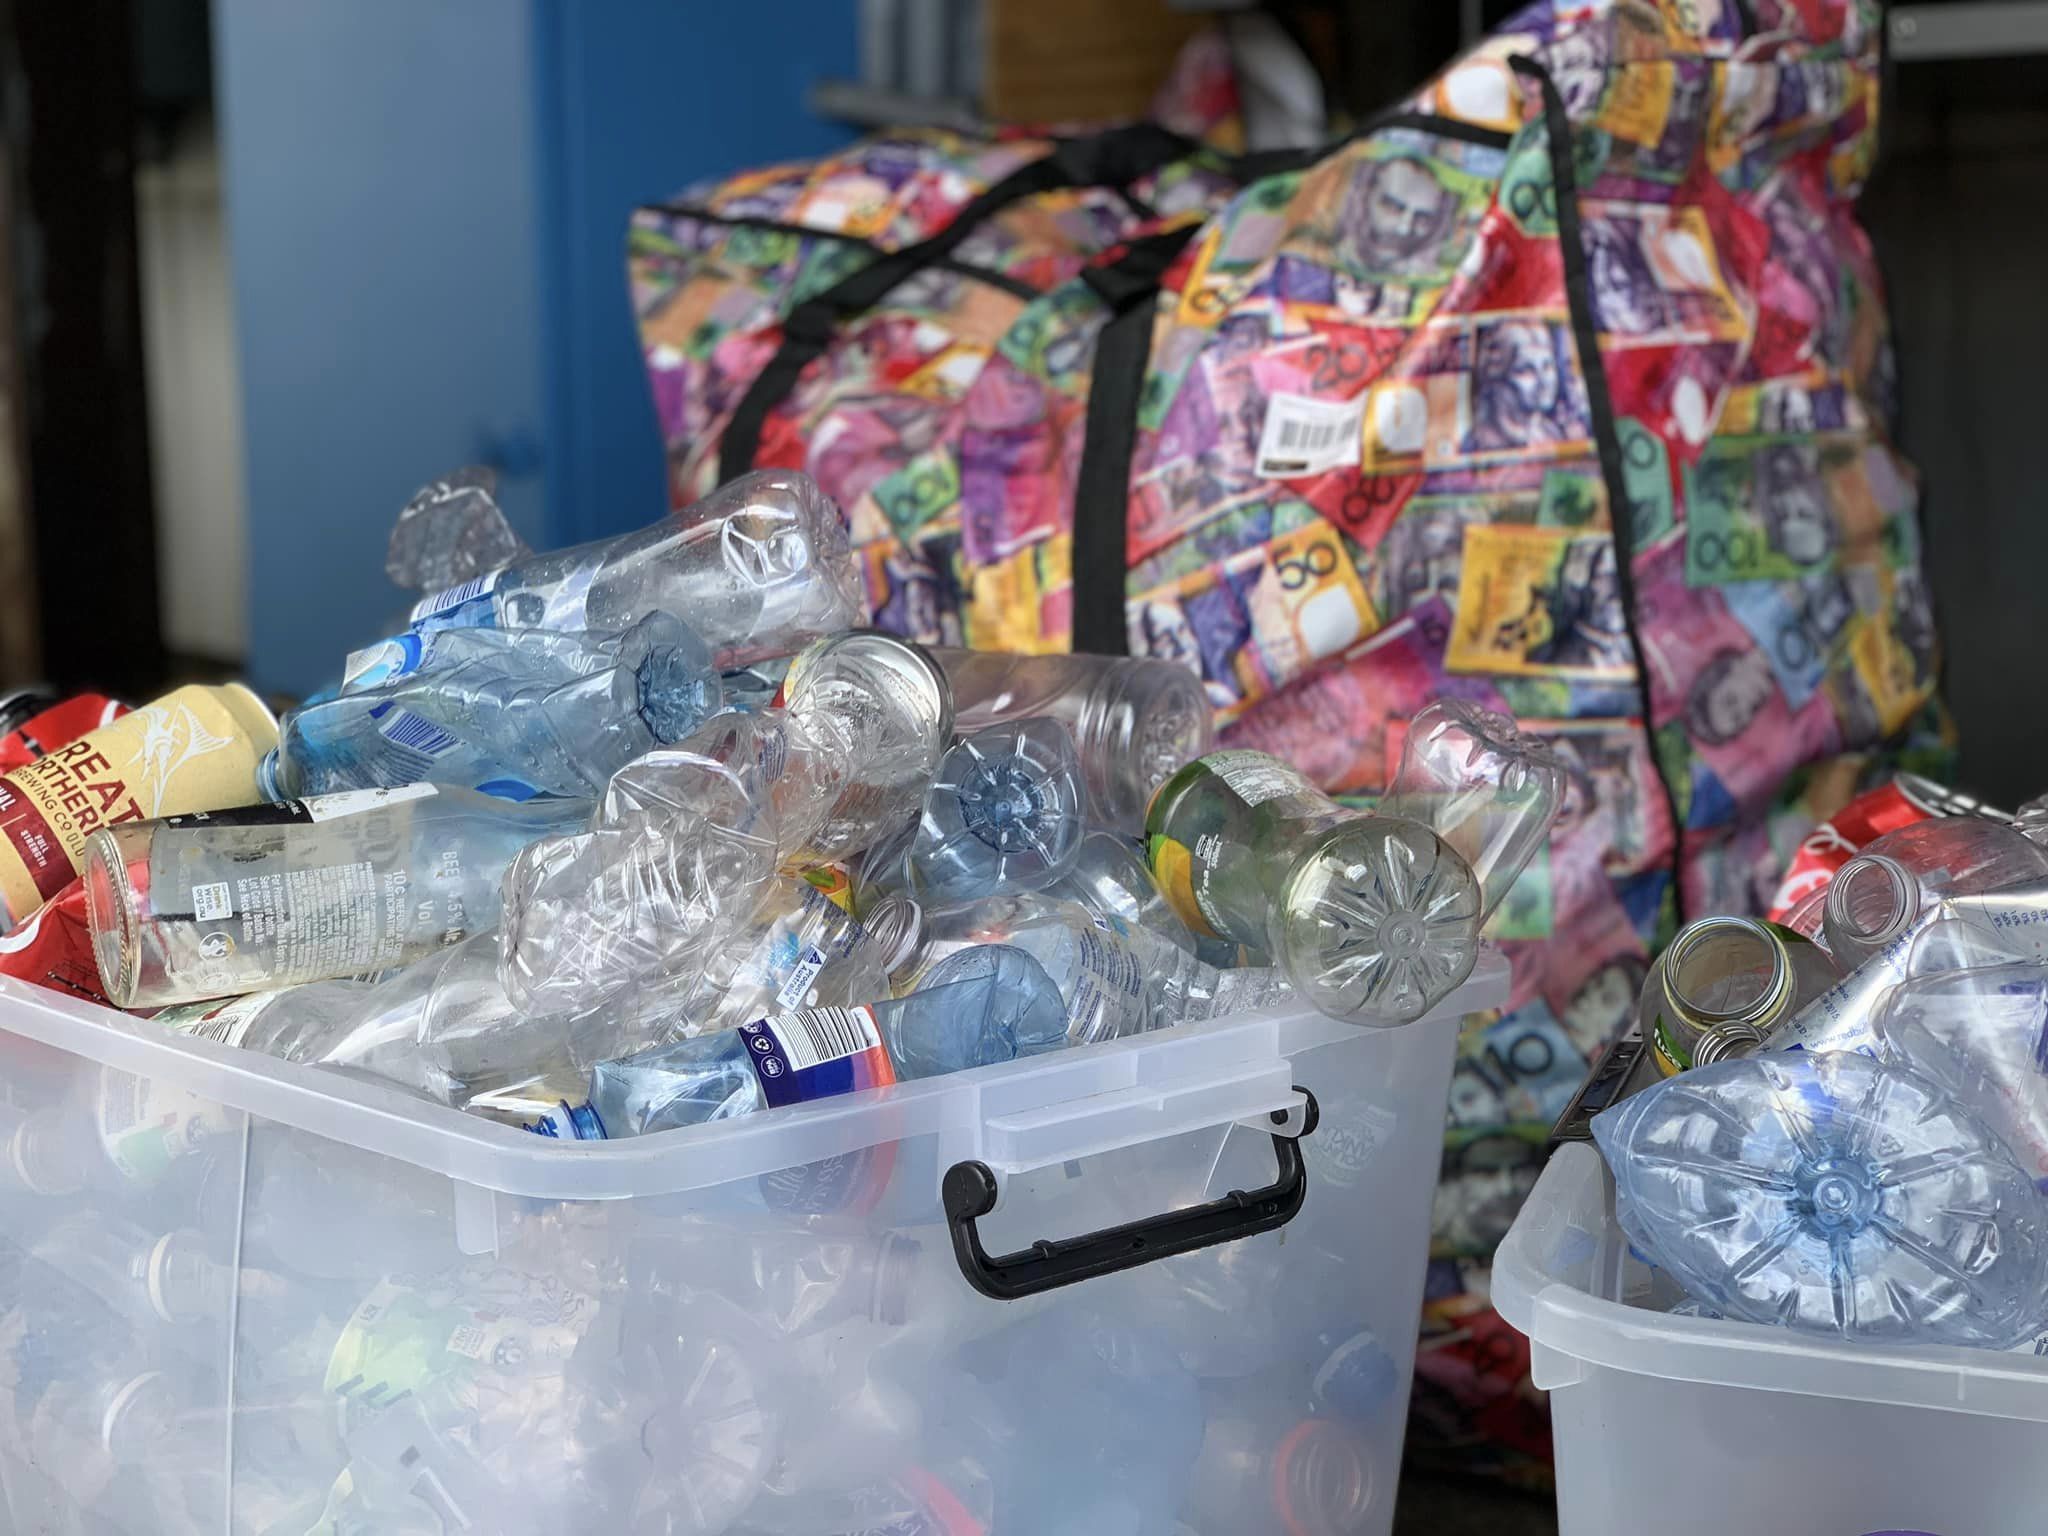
[{"x1": 631, "y1": 0, "x2": 1939, "y2": 1479}]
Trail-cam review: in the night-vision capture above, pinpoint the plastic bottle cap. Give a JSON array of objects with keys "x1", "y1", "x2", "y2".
[
  {"x1": 1271, "y1": 1419, "x2": 1373, "y2": 1536},
  {"x1": 102, "y1": 1372, "x2": 171, "y2": 1461}
]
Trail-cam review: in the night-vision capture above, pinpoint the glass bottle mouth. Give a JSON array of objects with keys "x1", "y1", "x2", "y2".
[
  {"x1": 1692, "y1": 1021, "x2": 1767, "y2": 1066},
  {"x1": 1825, "y1": 854, "x2": 1919, "y2": 950},
  {"x1": 1661, "y1": 916, "x2": 1791, "y2": 1032}
]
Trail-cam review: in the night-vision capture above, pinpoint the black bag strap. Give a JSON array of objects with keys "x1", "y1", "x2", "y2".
[
  {"x1": 718, "y1": 122, "x2": 1207, "y2": 481},
  {"x1": 1064, "y1": 110, "x2": 1515, "y2": 659},
  {"x1": 1069, "y1": 223, "x2": 1205, "y2": 656},
  {"x1": 1510, "y1": 54, "x2": 1687, "y2": 927}
]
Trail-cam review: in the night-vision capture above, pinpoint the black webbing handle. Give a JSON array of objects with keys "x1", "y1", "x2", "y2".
[
  {"x1": 1069, "y1": 222, "x2": 1204, "y2": 656},
  {"x1": 718, "y1": 122, "x2": 1206, "y2": 481}
]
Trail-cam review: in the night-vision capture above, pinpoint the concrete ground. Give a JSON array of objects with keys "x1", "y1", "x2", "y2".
[{"x1": 1393, "y1": 1473, "x2": 1559, "y2": 1535}]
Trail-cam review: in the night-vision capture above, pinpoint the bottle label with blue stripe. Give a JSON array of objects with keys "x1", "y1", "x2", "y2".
[
  {"x1": 739, "y1": 1005, "x2": 895, "y2": 1109},
  {"x1": 408, "y1": 570, "x2": 505, "y2": 630}
]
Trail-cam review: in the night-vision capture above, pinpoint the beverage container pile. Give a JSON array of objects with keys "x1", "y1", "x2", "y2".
[
  {"x1": 38, "y1": 469, "x2": 1567, "y2": 1132},
  {"x1": 0, "y1": 468, "x2": 1560, "y2": 1534},
  {"x1": 1587, "y1": 779, "x2": 2048, "y2": 1353}
]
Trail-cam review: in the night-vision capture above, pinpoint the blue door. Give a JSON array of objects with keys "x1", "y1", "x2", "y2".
[{"x1": 218, "y1": 0, "x2": 855, "y2": 696}]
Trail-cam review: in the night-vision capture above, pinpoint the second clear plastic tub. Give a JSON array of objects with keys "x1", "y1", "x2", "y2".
[{"x1": 1496, "y1": 1144, "x2": 2048, "y2": 1536}]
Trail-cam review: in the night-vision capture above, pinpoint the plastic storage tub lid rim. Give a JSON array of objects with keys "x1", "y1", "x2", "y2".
[
  {"x1": 1493, "y1": 1142, "x2": 2048, "y2": 1426},
  {"x1": 0, "y1": 952, "x2": 1508, "y2": 1203}
]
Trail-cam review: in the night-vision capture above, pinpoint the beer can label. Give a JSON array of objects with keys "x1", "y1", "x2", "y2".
[
  {"x1": 0, "y1": 686, "x2": 275, "y2": 922},
  {"x1": 0, "y1": 877, "x2": 101, "y2": 1001},
  {"x1": 0, "y1": 694, "x2": 128, "y2": 773}
]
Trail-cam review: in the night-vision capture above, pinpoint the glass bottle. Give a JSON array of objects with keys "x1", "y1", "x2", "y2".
[
  {"x1": 84, "y1": 784, "x2": 586, "y2": 1008},
  {"x1": 1145, "y1": 749, "x2": 1482, "y2": 1026},
  {"x1": 1636, "y1": 915, "x2": 1838, "y2": 1075}
]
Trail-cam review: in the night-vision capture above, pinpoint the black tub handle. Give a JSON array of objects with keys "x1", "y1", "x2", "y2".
[{"x1": 943, "y1": 1088, "x2": 1320, "y2": 1300}]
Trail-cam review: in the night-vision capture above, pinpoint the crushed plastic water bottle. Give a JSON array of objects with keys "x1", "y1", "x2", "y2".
[
  {"x1": 1768, "y1": 875, "x2": 2048, "y2": 1057},
  {"x1": 270, "y1": 614, "x2": 721, "y2": 799},
  {"x1": 1053, "y1": 830, "x2": 1233, "y2": 964},
  {"x1": 1822, "y1": 817, "x2": 2048, "y2": 971},
  {"x1": 406, "y1": 468, "x2": 862, "y2": 667},
  {"x1": 658, "y1": 878, "x2": 897, "y2": 1038},
  {"x1": 146, "y1": 979, "x2": 374, "y2": 1061},
  {"x1": 899, "y1": 716, "x2": 1085, "y2": 905},
  {"x1": 583, "y1": 942, "x2": 1065, "y2": 1137},
  {"x1": 500, "y1": 638, "x2": 951, "y2": 1018},
  {"x1": 315, "y1": 930, "x2": 653, "y2": 1111},
  {"x1": 938, "y1": 1310, "x2": 1205, "y2": 1535},
  {"x1": 777, "y1": 630, "x2": 954, "y2": 862},
  {"x1": 902, "y1": 894, "x2": 1291, "y2": 1044},
  {"x1": 1874, "y1": 959, "x2": 2048, "y2": 1190},
  {"x1": 384, "y1": 466, "x2": 530, "y2": 594},
  {"x1": 1380, "y1": 698, "x2": 1567, "y2": 921},
  {"x1": 1593, "y1": 1049, "x2": 2048, "y2": 1348},
  {"x1": 928, "y1": 647, "x2": 1214, "y2": 833}
]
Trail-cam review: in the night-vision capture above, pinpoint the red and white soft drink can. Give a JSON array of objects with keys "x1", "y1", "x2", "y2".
[{"x1": 1767, "y1": 774, "x2": 2004, "y2": 926}]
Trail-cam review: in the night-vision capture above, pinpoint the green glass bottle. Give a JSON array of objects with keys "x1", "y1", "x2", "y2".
[{"x1": 1144, "y1": 751, "x2": 1482, "y2": 1026}]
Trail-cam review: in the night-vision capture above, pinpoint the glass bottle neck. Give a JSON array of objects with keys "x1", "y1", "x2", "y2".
[{"x1": 1660, "y1": 916, "x2": 1793, "y2": 1034}]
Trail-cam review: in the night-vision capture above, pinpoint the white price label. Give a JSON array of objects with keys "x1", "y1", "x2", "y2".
[
  {"x1": 1206, "y1": 750, "x2": 1304, "y2": 808},
  {"x1": 303, "y1": 783, "x2": 438, "y2": 822},
  {"x1": 767, "y1": 1004, "x2": 880, "y2": 1072},
  {"x1": 1256, "y1": 391, "x2": 1366, "y2": 478}
]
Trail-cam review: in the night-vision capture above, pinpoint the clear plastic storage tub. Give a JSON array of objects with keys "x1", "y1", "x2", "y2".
[
  {"x1": 1496, "y1": 1142, "x2": 2048, "y2": 1536},
  {"x1": 0, "y1": 953, "x2": 1504, "y2": 1536}
]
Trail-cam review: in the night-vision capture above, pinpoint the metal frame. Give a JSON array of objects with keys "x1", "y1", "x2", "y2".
[{"x1": 1890, "y1": 2, "x2": 2048, "y2": 61}]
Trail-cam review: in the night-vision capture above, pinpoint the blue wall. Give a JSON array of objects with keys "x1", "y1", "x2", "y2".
[
  {"x1": 535, "y1": 0, "x2": 860, "y2": 547},
  {"x1": 218, "y1": 0, "x2": 857, "y2": 695},
  {"x1": 217, "y1": 0, "x2": 547, "y2": 694}
]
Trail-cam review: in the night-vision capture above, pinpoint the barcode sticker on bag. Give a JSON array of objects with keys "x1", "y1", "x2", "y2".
[
  {"x1": 738, "y1": 1004, "x2": 893, "y2": 1108},
  {"x1": 1256, "y1": 392, "x2": 1366, "y2": 478}
]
